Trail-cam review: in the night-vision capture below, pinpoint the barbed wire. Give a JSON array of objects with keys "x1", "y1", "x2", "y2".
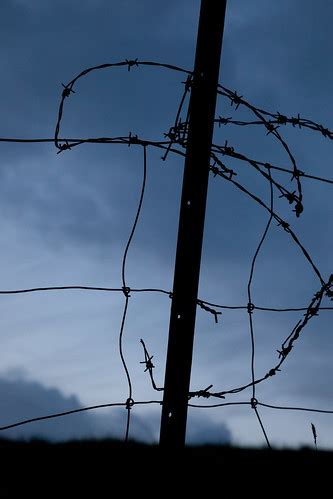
[
  {"x1": 140, "y1": 339, "x2": 163, "y2": 392},
  {"x1": 0, "y1": 58, "x2": 332, "y2": 449},
  {"x1": 217, "y1": 86, "x2": 333, "y2": 139}
]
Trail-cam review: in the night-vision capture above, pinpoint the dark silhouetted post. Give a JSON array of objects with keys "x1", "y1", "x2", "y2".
[{"x1": 159, "y1": 0, "x2": 228, "y2": 448}]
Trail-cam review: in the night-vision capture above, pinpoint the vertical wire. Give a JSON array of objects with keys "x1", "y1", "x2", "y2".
[
  {"x1": 253, "y1": 405, "x2": 271, "y2": 449},
  {"x1": 247, "y1": 167, "x2": 273, "y2": 447},
  {"x1": 119, "y1": 144, "x2": 147, "y2": 441}
]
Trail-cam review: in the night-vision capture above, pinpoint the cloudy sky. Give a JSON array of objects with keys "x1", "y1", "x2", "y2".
[{"x1": 0, "y1": 0, "x2": 332, "y2": 449}]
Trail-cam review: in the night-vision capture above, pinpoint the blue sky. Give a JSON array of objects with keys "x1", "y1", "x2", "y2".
[{"x1": 0, "y1": 0, "x2": 332, "y2": 448}]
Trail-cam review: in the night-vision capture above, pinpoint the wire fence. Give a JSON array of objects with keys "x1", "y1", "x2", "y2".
[{"x1": 0, "y1": 59, "x2": 332, "y2": 448}]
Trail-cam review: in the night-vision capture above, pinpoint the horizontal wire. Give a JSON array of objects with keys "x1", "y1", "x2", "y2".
[
  {"x1": 1, "y1": 135, "x2": 332, "y2": 185},
  {"x1": 188, "y1": 401, "x2": 250, "y2": 409},
  {"x1": 0, "y1": 401, "x2": 162, "y2": 431},
  {"x1": 0, "y1": 285, "x2": 331, "y2": 313},
  {"x1": 3, "y1": 398, "x2": 333, "y2": 433},
  {"x1": 258, "y1": 402, "x2": 333, "y2": 415}
]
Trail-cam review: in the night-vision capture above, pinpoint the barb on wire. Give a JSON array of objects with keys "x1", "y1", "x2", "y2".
[
  {"x1": 216, "y1": 146, "x2": 303, "y2": 207},
  {"x1": 197, "y1": 299, "x2": 222, "y2": 323},
  {"x1": 1, "y1": 135, "x2": 332, "y2": 185},
  {"x1": 140, "y1": 339, "x2": 163, "y2": 392},
  {"x1": 54, "y1": 59, "x2": 191, "y2": 151},
  {"x1": 276, "y1": 275, "x2": 333, "y2": 363},
  {"x1": 162, "y1": 74, "x2": 192, "y2": 161},
  {"x1": 193, "y1": 274, "x2": 333, "y2": 401},
  {"x1": 209, "y1": 156, "x2": 324, "y2": 285},
  {"x1": 188, "y1": 384, "x2": 225, "y2": 401},
  {"x1": 220, "y1": 88, "x2": 303, "y2": 207},
  {"x1": 215, "y1": 100, "x2": 333, "y2": 140},
  {"x1": 217, "y1": 84, "x2": 333, "y2": 216},
  {"x1": 211, "y1": 145, "x2": 305, "y2": 216}
]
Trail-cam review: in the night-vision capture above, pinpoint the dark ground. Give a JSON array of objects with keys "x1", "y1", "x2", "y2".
[{"x1": 0, "y1": 438, "x2": 331, "y2": 496}]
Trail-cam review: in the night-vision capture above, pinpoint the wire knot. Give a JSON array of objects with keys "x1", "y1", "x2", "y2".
[
  {"x1": 279, "y1": 190, "x2": 297, "y2": 204},
  {"x1": 223, "y1": 140, "x2": 234, "y2": 156},
  {"x1": 306, "y1": 306, "x2": 319, "y2": 318},
  {"x1": 290, "y1": 114, "x2": 302, "y2": 128},
  {"x1": 122, "y1": 286, "x2": 131, "y2": 297},
  {"x1": 226, "y1": 168, "x2": 236, "y2": 180},
  {"x1": 247, "y1": 302, "x2": 255, "y2": 314},
  {"x1": 140, "y1": 353, "x2": 155, "y2": 372},
  {"x1": 188, "y1": 385, "x2": 217, "y2": 400},
  {"x1": 277, "y1": 344, "x2": 292, "y2": 359},
  {"x1": 128, "y1": 132, "x2": 139, "y2": 146},
  {"x1": 318, "y1": 125, "x2": 330, "y2": 138},
  {"x1": 182, "y1": 74, "x2": 193, "y2": 92},
  {"x1": 325, "y1": 277, "x2": 333, "y2": 299},
  {"x1": 125, "y1": 398, "x2": 134, "y2": 410},
  {"x1": 230, "y1": 90, "x2": 243, "y2": 110},
  {"x1": 197, "y1": 300, "x2": 222, "y2": 323},
  {"x1": 210, "y1": 165, "x2": 219, "y2": 177},
  {"x1": 291, "y1": 169, "x2": 304, "y2": 181},
  {"x1": 61, "y1": 83, "x2": 75, "y2": 98},
  {"x1": 276, "y1": 113, "x2": 288, "y2": 125},
  {"x1": 277, "y1": 220, "x2": 290, "y2": 232},
  {"x1": 250, "y1": 397, "x2": 258, "y2": 409},
  {"x1": 265, "y1": 122, "x2": 279, "y2": 135},
  {"x1": 218, "y1": 116, "x2": 233, "y2": 126},
  {"x1": 266, "y1": 367, "x2": 280, "y2": 378},
  {"x1": 196, "y1": 385, "x2": 213, "y2": 398},
  {"x1": 125, "y1": 59, "x2": 139, "y2": 71},
  {"x1": 293, "y1": 201, "x2": 304, "y2": 217},
  {"x1": 56, "y1": 141, "x2": 72, "y2": 154}
]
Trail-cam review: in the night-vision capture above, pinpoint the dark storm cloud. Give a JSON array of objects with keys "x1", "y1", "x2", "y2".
[
  {"x1": 0, "y1": 0, "x2": 197, "y2": 260},
  {"x1": 0, "y1": 370, "x2": 154, "y2": 442},
  {"x1": 0, "y1": 0, "x2": 330, "y2": 266},
  {"x1": 0, "y1": 371, "x2": 95, "y2": 441},
  {"x1": 0, "y1": 0, "x2": 330, "y2": 282}
]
